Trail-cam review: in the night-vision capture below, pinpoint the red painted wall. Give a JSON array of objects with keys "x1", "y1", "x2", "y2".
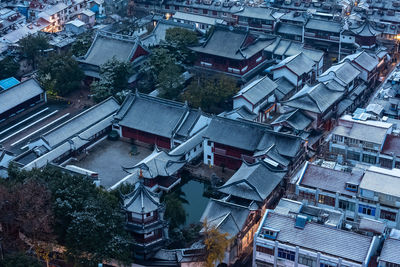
[{"x1": 122, "y1": 126, "x2": 171, "y2": 149}]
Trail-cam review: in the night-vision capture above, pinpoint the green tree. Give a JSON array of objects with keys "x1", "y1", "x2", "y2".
[
  {"x1": 0, "y1": 56, "x2": 19, "y2": 79},
  {"x1": 0, "y1": 252, "x2": 42, "y2": 267},
  {"x1": 203, "y1": 220, "x2": 231, "y2": 267},
  {"x1": 165, "y1": 27, "x2": 198, "y2": 47},
  {"x1": 91, "y1": 57, "x2": 131, "y2": 102},
  {"x1": 148, "y1": 47, "x2": 179, "y2": 76},
  {"x1": 38, "y1": 53, "x2": 84, "y2": 96},
  {"x1": 157, "y1": 64, "x2": 184, "y2": 99},
  {"x1": 19, "y1": 34, "x2": 49, "y2": 69},
  {"x1": 137, "y1": 46, "x2": 182, "y2": 94},
  {"x1": 163, "y1": 189, "x2": 188, "y2": 230},
  {"x1": 6, "y1": 166, "x2": 133, "y2": 266},
  {"x1": 0, "y1": 180, "x2": 55, "y2": 252},
  {"x1": 182, "y1": 74, "x2": 239, "y2": 113},
  {"x1": 65, "y1": 191, "x2": 132, "y2": 265},
  {"x1": 71, "y1": 31, "x2": 94, "y2": 57},
  {"x1": 165, "y1": 27, "x2": 198, "y2": 64}
]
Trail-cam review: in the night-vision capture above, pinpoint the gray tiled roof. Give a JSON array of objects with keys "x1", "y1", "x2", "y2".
[
  {"x1": 320, "y1": 62, "x2": 361, "y2": 85},
  {"x1": 272, "y1": 109, "x2": 313, "y2": 131},
  {"x1": 285, "y1": 82, "x2": 344, "y2": 114},
  {"x1": 190, "y1": 27, "x2": 275, "y2": 60},
  {"x1": 305, "y1": 18, "x2": 342, "y2": 33},
  {"x1": 0, "y1": 78, "x2": 44, "y2": 115},
  {"x1": 125, "y1": 148, "x2": 186, "y2": 179},
  {"x1": 175, "y1": 110, "x2": 201, "y2": 139},
  {"x1": 263, "y1": 212, "x2": 373, "y2": 264},
  {"x1": 299, "y1": 162, "x2": 363, "y2": 196},
  {"x1": 277, "y1": 23, "x2": 303, "y2": 36},
  {"x1": 235, "y1": 76, "x2": 277, "y2": 105},
  {"x1": 205, "y1": 117, "x2": 302, "y2": 159},
  {"x1": 124, "y1": 181, "x2": 161, "y2": 214},
  {"x1": 42, "y1": 97, "x2": 120, "y2": 148},
  {"x1": 219, "y1": 161, "x2": 285, "y2": 202},
  {"x1": 81, "y1": 31, "x2": 141, "y2": 67},
  {"x1": 352, "y1": 20, "x2": 380, "y2": 37},
  {"x1": 205, "y1": 116, "x2": 269, "y2": 151},
  {"x1": 200, "y1": 199, "x2": 250, "y2": 238},
  {"x1": 380, "y1": 238, "x2": 400, "y2": 265},
  {"x1": 272, "y1": 52, "x2": 315, "y2": 77},
  {"x1": 234, "y1": 7, "x2": 275, "y2": 20},
  {"x1": 353, "y1": 52, "x2": 379, "y2": 72},
  {"x1": 116, "y1": 93, "x2": 192, "y2": 139},
  {"x1": 274, "y1": 76, "x2": 296, "y2": 100}
]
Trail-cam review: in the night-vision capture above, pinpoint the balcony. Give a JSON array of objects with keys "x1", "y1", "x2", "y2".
[
  {"x1": 133, "y1": 233, "x2": 164, "y2": 246},
  {"x1": 304, "y1": 32, "x2": 340, "y2": 43},
  {"x1": 128, "y1": 213, "x2": 159, "y2": 225}
]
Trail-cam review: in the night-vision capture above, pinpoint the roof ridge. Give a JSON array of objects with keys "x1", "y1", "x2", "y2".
[{"x1": 41, "y1": 97, "x2": 118, "y2": 140}]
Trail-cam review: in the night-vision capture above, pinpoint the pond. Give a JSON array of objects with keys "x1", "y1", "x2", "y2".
[{"x1": 180, "y1": 179, "x2": 210, "y2": 225}]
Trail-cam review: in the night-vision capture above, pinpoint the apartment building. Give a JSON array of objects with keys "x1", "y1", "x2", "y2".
[
  {"x1": 329, "y1": 114, "x2": 400, "y2": 168},
  {"x1": 253, "y1": 210, "x2": 380, "y2": 267},
  {"x1": 293, "y1": 161, "x2": 400, "y2": 229}
]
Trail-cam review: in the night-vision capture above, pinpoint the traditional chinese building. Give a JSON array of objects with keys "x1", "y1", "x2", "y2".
[
  {"x1": 78, "y1": 31, "x2": 149, "y2": 80},
  {"x1": 123, "y1": 179, "x2": 168, "y2": 260},
  {"x1": 113, "y1": 92, "x2": 209, "y2": 149},
  {"x1": 351, "y1": 20, "x2": 380, "y2": 49},
  {"x1": 203, "y1": 116, "x2": 305, "y2": 171},
  {"x1": 112, "y1": 147, "x2": 186, "y2": 192},
  {"x1": 0, "y1": 78, "x2": 46, "y2": 123},
  {"x1": 190, "y1": 26, "x2": 276, "y2": 81}
]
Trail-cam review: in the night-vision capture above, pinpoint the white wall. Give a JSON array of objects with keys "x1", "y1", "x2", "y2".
[
  {"x1": 203, "y1": 139, "x2": 214, "y2": 166},
  {"x1": 273, "y1": 68, "x2": 298, "y2": 87},
  {"x1": 190, "y1": 115, "x2": 211, "y2": 137},
  {"x1": 233, "y1": 97, "x2": 252, "y2": 112}
]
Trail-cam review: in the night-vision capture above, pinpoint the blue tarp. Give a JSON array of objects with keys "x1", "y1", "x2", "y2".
[{"x1": 0, "y1": 77, "x2": 20, "y2": 90}]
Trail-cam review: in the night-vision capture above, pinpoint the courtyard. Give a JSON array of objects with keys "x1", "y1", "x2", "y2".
[{"x1": 69, "y1": 139, "x2": 153, "y2": 188}]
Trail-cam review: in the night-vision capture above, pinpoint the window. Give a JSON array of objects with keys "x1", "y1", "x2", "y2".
[
  {"x1": 256, "y1": 245, "x2": 274, "y2": 255},
  {"x1": 348, "y1": 138, "x2": 358, "y2": 145},
  {"x1": 380, "y1": 209, "x2": 396, "y2": 221},
  {"x1": 298, "y1": 255, "x2": 316, "y2": 267},
  {"x1": 259, "y1": 229, "x2": 278, "y2": 240},
  {"x1": 332, "y1": 135, "x2": 344, "y2": 142},
  {"x1": 203, "y1": 9, "x2": 208, "y2": 14},
  {"x1": 144, "y1": 231, "x2": 154, "y2": 238},
  {"x1": 339, "y1": 200, "x2": 355, "y2": 211},
  {"x1": 331, "y1": 146, "x2": 345, "y2": 155},
  {"x1": 347, "y1": 150, "x2": 360, "y2": 161},
  {"x1": 345, "y1": 183, "x2": 358, "y2": 192},
  {"x1": 278, "y1": 248, "x2": 295, "y2": 261},
  {"x1": 359, "y1": 204, "x2": 376, "y2": 216},
  {"x1": 318, "y1": 195, "x2": 335, "y2": 207},
  {"x1": 380, "y1": 157, "x2": 393, "y2": 169},
  {"x1": 386, "y1": 262, "x2": 400, "y2": 267},
  {"x1": 386, "y1": 194, "x2": 396, "y2": 202},
  {"x1": 299, "y1": 190, "x2": 315, "y2": 201},
  {"x1": 207, "y1": 155, "x2": 211, "y2": 159},
  {"x1": 207, "y1": 140, "x2": 212, "y2": 146},
  {"x1": 362, "y1": 154, "x2": 377, "y2": 164},
  {"x1": 320, "y1": 263, "x2": 337, "y2": 267}
]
